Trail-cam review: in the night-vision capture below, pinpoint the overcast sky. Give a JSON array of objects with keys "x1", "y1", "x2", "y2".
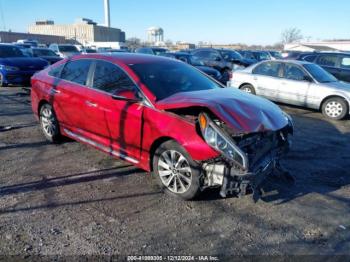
[{"x1": 1, "y1": 0, "x2": 350, "y2": 45}]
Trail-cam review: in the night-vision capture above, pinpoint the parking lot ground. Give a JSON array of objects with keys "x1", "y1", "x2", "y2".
[{"x1": 0, "y1": 87, "x2": 350, "y2": 258}]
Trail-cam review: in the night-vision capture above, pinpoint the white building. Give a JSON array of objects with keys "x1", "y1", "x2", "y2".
[{"x1": 285, "y1": 41, "x2": 350, "y2": 52}]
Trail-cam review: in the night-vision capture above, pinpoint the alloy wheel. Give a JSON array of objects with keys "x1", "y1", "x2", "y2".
[
  {"x1": 157, "y1": 150, "x2": 192, "y2": 194},
  {"x1": 40, "y1": 107, "x2": 57, "y2": 138}
]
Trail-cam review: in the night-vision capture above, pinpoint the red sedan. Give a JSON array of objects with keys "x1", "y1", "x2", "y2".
[{"x1": 31, "y1": 54, "x2": 293, "y2": 200}]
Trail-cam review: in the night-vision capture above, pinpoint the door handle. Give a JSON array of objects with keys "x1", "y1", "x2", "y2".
[
  {"x1": 85, "y1": 101, "x2": 98, "y2": 107},
  {"x1": 253, "y1": 77, "x2": 258, "y2": 80}
]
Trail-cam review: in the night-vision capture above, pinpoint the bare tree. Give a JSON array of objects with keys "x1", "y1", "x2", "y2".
[
  {"x1": 125, "y1": 37, "x2": 142, "y2": 51},
  {"x1": 281, "y1": 28, "x2": 303, "y2": 44}
]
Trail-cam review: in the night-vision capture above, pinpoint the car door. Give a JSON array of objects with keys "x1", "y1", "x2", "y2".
[
  {"x1": 277, "y1": 63, "x2": 313, "y2": 106},
  {"x1": 50, "y1": 59, "x2": 93, "y2": 130},
  {"x1": 338, "y1": 55, "x2": 350, "y2": 83},
  {"x1": 80, "y1": 59, "x2": 144, "y2": 161},
  {"x1": 251, "y1": 61, "x2": 283, "y2": 100},
  {"x1": 316, "y1": 54, "x2": 342, "y2": 80}
]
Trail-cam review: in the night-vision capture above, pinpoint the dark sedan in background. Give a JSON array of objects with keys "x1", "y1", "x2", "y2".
[
  {"x1": 190, "y1": 48, "x2": 254, "y2": 78},
  {"x1": 161, "y1": 52, "x2": 226, "y2": 84},
  {"x1": 0, "y1": 44, "x2": 48, "y2": 87},
  {"x1": 30, "y1": 48, "x2": 62, "y2": 65},
  {"x1": 297, "y1": 52, "x2": 350, "y2": 83}
]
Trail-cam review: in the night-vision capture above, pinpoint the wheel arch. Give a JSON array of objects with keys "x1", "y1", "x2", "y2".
[
  {"x1": 239, "y1": 83, "x2": 255, "y2": 90},
  {"x1": 37, "y1": 99, "x2": 50, "y2": 116},
  {"x1": 149, "y1": 136, "x2": 175, "y2": 172},
  {"x1": 319, "y1": 95, "x2": 349, "y2": 111}
]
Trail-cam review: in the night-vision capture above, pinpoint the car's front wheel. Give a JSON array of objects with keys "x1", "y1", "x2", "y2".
[
  {"x1": 321, "y1": 97, "x2": 348, "y2": 120},
  {"x1": 39, "y1": 103, "x2": 61, "y2": 143},
  {"x1": 152, "y1": 140, "x2": 201, "y2": 200},
  {"x1": 240, "y1": 84, "x2": 256, "y2": 94}
]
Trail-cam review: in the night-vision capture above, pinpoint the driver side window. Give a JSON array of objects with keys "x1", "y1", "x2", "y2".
[
  {"x1": 92, "y1": 61, "x2": 138, "y2": 96},
  {"x1": 283, "y1": 64, "x2": 307, "y2": 81}
]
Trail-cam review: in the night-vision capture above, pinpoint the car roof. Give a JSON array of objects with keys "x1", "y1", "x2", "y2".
[
  {"x1": 261, "y1": 59, "x2": 313, "y2": 65},
  {"x1": 69, "y1": 53, "x2": 176, "y2": 65}
]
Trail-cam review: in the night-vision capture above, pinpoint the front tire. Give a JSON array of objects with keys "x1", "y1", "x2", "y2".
[
  {"x1": 39, "y1": 104, "x2": 61, "y2": 143},
  {"x1": 240, "y1": 84, "x2": 256, "y2": 95},
  {"x1": 152, "y1": 140, "x2": 201, "y2": 200},
  {"x1": 321, "y1": 97, "x2": 348, "y2": 120}
]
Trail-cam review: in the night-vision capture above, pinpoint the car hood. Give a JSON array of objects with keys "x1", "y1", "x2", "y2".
[
  {"x1": 156, "y1": 88, "x2": 288, "y2": 134},
  {"x1": 0, "y1": 57, "x2": 48, "y2": 68},
  {"x1": 321, "y1": 81, "x2": 350, "y2": 92}
]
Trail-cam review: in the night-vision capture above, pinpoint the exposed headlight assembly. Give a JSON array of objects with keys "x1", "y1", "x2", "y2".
[
  {"x1": 0, "y1": 65, "x2": 19, "y2": 71},
  {"x1": 198, "y1": 113, "x2": 248, "y2": 170}
]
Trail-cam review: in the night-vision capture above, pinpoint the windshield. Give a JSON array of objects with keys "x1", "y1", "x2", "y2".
[
  {"x1": 130, "y1": 61, "x2": 221, "y2": 100},
  {"x1": 59, "y1": 45, "x2": 79, "y2": 52},
  {"x1": 304, "y1": 64, "x2": 338, "y2": 83},
  {"x1": 152, "y1": 48, "x2": 167, "y2": 55},
  {"x1": 0, "y1": 45, "x2": 25, "y2": 58},
  {"x1": 254, "y1": 52, "x2": 270, "y2": 60},
  {"x1": 220, "y1": 50, "x2": 243, "y2": 61},
  {"x1": 33, "y1": 49, "x2": 57, "y2": 57}
]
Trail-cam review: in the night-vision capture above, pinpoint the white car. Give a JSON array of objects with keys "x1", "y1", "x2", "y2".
[{"x1": 229, "y1": 60, "x2": 350, "y2": 120}]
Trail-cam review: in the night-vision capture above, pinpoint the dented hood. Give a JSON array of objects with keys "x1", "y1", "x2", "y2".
[{"x1": 156, "y1": 88, "x2": 288, "y2": 134}]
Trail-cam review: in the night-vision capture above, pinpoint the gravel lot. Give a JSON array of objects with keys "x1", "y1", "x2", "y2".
[{"x1": 0, "y1": 87, "x2": 350, "y2": 259}]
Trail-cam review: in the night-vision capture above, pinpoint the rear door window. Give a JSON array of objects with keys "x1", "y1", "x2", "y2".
[
  {"x1": 253, "y1": 62, "x2": 282, "y2": 77},
  {"x1": 317, "y1": 55, "x2": 339, "y2": 67},
  {"x1": 61, "y1": 59, "x2": 92, "y2": 86},
  {"x1": 48, "y1": 64, "x2": 64, "y2": 78}
]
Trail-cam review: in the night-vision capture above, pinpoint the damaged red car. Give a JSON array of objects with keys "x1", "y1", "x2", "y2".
[{"x1": 31, "y1": 54, "x2": 293, "y2": 200}]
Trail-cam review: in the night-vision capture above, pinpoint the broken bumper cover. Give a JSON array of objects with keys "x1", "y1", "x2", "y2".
[{"x1": 203, "y1": 135, "x2": 291, "y2": 199}]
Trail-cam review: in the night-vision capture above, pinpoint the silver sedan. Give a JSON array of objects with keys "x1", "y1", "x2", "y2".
[{"x1": 229, "y1": 60, "x2": 350, "y2": 120}]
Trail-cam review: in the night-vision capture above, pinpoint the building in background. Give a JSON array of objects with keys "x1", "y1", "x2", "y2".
[
  {"x1": 147, "y1": 27, "x2": 164, "y2": 46},
  {"x1": 28, "y1": 19, "x2": 125, "y2": 46},
  {"x1": 0, "y1": 31, "x2": 66, "y2": 44},
  {"x1": 285, "y1": 41, "x2": 350, "y2": 52},
  {"x1": 175, "y1": 42, "x2": 196, "y2": 50}
]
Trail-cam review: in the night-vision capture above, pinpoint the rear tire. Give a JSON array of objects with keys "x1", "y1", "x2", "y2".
[
  {"x1": 240, "y1": 84, "x2": 256, "y2": 95},
  {"x1": 152, "y1": 140, "x2": 201, "y2": 200},
  {"x1": 321, "y1": 97, "x2": 348, "y2": 120},
  {"x1": 39, "y1": 104, "x2": 61, "y2": 143}
]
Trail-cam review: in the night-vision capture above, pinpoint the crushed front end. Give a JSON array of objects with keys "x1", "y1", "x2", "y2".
[{"x1": 198, "y1": 112, "x2": 293, "y2": 200}]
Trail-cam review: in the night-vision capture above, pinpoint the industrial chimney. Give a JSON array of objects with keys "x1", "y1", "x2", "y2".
[{"x1": 104, "y1": 0, "x2": 110, "y2": 27}]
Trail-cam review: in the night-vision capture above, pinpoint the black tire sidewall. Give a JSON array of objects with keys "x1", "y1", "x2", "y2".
[
  {"x1": 152, "y1": 140, "x2": 201, "y2": 200},
  {"x1": 39, "y1": 104, "x2": 61, "y2": 143},
  {"x1": 322, "y1": 98, "x2": 348, "y2": 120},
  {"x1": 241, "y1": 84, "x2": 256, "y2": 95}
]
